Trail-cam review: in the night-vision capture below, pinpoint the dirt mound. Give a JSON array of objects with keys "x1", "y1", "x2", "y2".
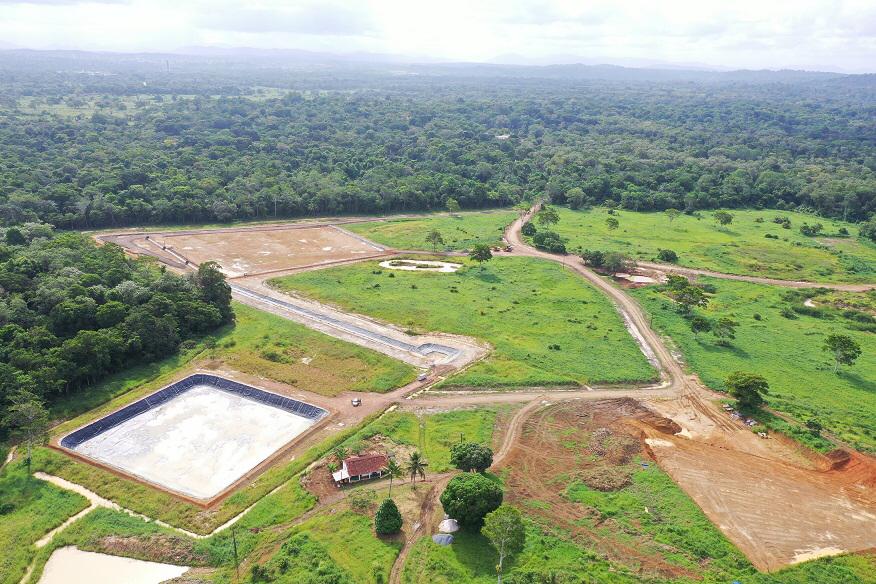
[
  {"x1": 96, "y1": 535, "x2": 208, "y2": 566},
  {"x1": 576, "y1": 466, "x2": 633, "y2": 491},
  {"x1": 825, "y1": 449, "x2": 852, "y2": 470}
]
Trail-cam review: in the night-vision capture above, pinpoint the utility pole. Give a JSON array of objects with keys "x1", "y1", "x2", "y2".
[{"x1": 232, "y1": 526, "x2": 240, "y2": 583}]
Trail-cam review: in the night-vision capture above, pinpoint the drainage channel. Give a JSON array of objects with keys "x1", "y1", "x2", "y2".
[{"x1": 230, "y1": 285, "x2": 460, "y2": 361}]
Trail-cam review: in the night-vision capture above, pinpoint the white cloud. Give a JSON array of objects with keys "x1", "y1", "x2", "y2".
[{"x1": 0, "y1": 0, "x2": 872, "y2": 72}]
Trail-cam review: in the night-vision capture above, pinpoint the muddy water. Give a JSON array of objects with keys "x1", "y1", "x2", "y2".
[{"x1": 39, "y1": 547, "x2": 188, "y2": 584}]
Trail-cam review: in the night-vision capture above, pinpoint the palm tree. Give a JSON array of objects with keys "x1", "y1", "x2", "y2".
[
  {"x1": 407, "y1": 451, "x2": 428, "y2": 483},
  {"x1": 382, "y1": 458, "x2": 404, "y2": 497},
  {"x1": 333, "y1": 445, "x2": 349, "y2": 466}
]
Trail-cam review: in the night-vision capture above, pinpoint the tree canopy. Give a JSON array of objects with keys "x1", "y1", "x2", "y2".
[{"x1": 440, "y1": 473, "x2": 503, "y2": 528}]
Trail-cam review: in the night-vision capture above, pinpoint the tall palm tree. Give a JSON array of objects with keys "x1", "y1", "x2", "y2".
[
  {"x1": 382, "y1": 458, "x2": 404, "y2": 497},
  {"x1": 407, "y1": 451, "x2": 428, "y2": 483}
]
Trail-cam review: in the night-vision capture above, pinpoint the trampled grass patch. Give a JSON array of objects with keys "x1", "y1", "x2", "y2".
[
  {"x1": 0, "y1": 460, "x2": 89, "y2": 584},
  {"x1": 341, "y1": 408, "x2": 499, "y2": 472},
  {"x1": 631, "y1": 278, "x2": 876, "y2": 451},
  {"x1": 346, "y1": 210, "x2": 517, "y2": 251},
  {"x1": 272, "y1": 257, "x2": 656, "y2": 387},
  {"x1": 552, "y1": 207, "x2": 876, "y2": 283}
]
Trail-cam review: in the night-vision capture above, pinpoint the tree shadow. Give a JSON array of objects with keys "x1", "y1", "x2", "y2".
[
  {"x1": 839, "y1": 371, "x2": 876, "y2": 394},
  {"x1": 475, "y1": 271, "x2": 502, "y2": 283}
]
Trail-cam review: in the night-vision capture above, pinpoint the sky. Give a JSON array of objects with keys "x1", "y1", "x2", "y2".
[{"x1": 0, "y1": 0, "x2": 874, "y2": 73}]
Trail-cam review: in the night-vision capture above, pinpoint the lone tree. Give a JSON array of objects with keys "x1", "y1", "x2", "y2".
[
  {"x1": 605, "y1": 217, "x2": 619, "y2": 231},
  {"x1": 450, "y1": 442, "x2": 494, "y2": 473},
  {"x1": 374, "y1": 498, "x2": 403, "y2": 535},
  {"x1": 332, "y1": 445, "x2": 349, "y2": 465},
  {"x1": 446, "y1": 198, "x2": 461, "y2": 216},
  {"x1": 665, "y1": 208, "x2": 681, "y2": 225},
  {"x1": 482, "y1": 505, "x2": 526, "y2": 584},
  {"x1": 382, "y1": 458, "x2": 404, "y2": 497},
  {"x1": 602, "y1": 252, "x2": 631, "y2": 274},
  {"x1": 713, "y1": 211, "x2": 734, "y2": 227},
  {"x1": 521, "y1": 221, "x2": 537, "y2": 237},
  {"x1": 690, "y1": 315, "x2": 712, "y2": 338},
  {"x1": 407, "y1": 451, "x2": 428, "y2": 483},
  {"x1": 713, "y1": 317, "x2": 739, "y2": 346},
  {"x1": 440, "y1": 473, "x2": 503, "y2": 528},
  {"x1": 726, "y1": 371, "x2": 769, "y2": 411},
  {"x1": 657, "y1": 249, "x2": 678, "y2": 263},
  {"x1": 425, "y1": 229, "x2": 444, "y2": 252},
  {"x1": 823, "y1": 334, "x2": 862, "y2": 373},
  {"x1": 4, "y1": 390, "x2": 49, "y2": 474},
  {"x1": 469, "y1": 244, "x2": 493, "y2": 270},
  {"x1": 195, "y1": 260, "x2": 233, "y2": 323},
  {"x1": 673, "y1": 284, "x2": 709, "y2": 314},
  {"x1": 536, "y1": 205, "x2": 560, "y2": 228}
]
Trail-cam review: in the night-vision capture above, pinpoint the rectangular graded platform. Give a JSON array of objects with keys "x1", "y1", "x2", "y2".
[
  {"x1": 61, "y1": 374, "x2": 328, "y2": 501},
  {"x1": 159, "y1": 225, "x2": 385, "y2": 277}
]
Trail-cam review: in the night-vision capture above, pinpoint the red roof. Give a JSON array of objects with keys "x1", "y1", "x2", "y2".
[{"x1": 345, "y1": 454, "x2": 387, "y2": 477}]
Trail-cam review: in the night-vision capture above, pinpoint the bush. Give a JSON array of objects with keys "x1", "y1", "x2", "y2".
[
  {"x1": 580, "y1": 249, "x2": 605, "y2": 267},
  {"x1": 656, "y1": 249, "x2": 678, "y2": 263},
  {"x1": 440, "y1": 473, "x2": 503, "y2": 528},
  {"x1": 860, "y1": 220, "x2": 876, "y2": 243},
  {"x1": 374, "y1": 498, "x2": 403, "y2": 535},
  {"x1": 532, "y1": 230, "x2": 566, "y2": 253},
  {"x1": 521, "y1": 221, "x2": 536, "y2": 237},
  {"x1": 450, "y1": 442, "x2": 493, "y2": 473},
  {"x1": 800, "y1": 222, "x2": 824, "y2": 237}
]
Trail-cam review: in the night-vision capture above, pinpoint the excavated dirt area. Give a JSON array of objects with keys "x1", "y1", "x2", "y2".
[
  {"x1": 114, "y1": 224, "x2": 386, "y2": 277},
  {"x1": 499, "y1": 398, "x2": 876, "y2": 575}
]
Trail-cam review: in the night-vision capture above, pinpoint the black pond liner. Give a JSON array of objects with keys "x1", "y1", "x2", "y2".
[{"x1": 61, "y1": 373, "x2": 328, "y2": 450}]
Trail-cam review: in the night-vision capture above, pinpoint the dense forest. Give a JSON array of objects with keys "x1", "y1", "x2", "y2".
[
  {"x1": 0, "y1": 222, "x2": 232, "y2": 437},
  {"x1": 0, "y1": 51, "x2": 874, "y2": 229}
]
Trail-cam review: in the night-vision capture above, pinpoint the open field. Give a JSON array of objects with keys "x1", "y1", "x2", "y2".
[
  {"x1": 402, "y1": 399, "x2": 876, "y2": 583},
  {"x1": 631, "y1": 278, "x2": 876, "y2": 452},
  {"x1": 551, "y1": 208, "x2": 876, "y2": 283},
  {"x1": 272, "y1": 257, "x2": 657, "y2": 387},
  {"x1": 346, "y1": 210, "x2": 517, "y2": 251}
]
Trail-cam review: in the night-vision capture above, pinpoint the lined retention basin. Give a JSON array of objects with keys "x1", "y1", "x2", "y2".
[{"x1": 61, "y1": 374, "x2": 328, "y2": 450}]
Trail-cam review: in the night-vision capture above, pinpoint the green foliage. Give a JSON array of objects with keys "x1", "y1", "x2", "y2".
[
  {"x1": 469, "y1": 244, "x2": 494, "y2": 266},
  {"x1": 374, "y1": 498, "x2": 403, "y2": 535},
  {"x1": 633, "y1": 278, "x2": 876, "y2": 451},
  {"x1": 656, "y1": 248, "x2": 678, "y2": 263},
  {"x1": 0, "y1": 460, "x2": 89, "y2": 584},
  {"x1": 273, "y1": 257, "x2": 656, "y2": 386},
  {"x1": 481, "y1": 505, "x2": 526, "y2": 579},
  {"x1": 823, "y1": 333, "x2": 862, "y2": 372},
  {"x1": 265, "y1": 533, "x2": 354, "y2": 584},
  {"x1": 713, "y1": 210, "x2": 734, "y2": 226},
  {"x1": 552, "y1": 208, "x2": 876, "y2": 283},
  {"x1": 689, "y1": 315, "x2": 712, "y2": 337},
  {"x1": 440, "y1": 473, "x2": 503, "y2": 528},
  {"x1": 0, "y1": 232, "x2": 231, "y2": 437},
  {"x1": 579, "y1": 249, "x2": 605, "y2": 268},
  {"x1": 531, "y1": 230, "x2": 566, "y2": 253},
  {"x1": 348, "y1": 211, "x2": 517, "y2": 252},
  {"x1": 605, "y1": 216, "x2": 619, "y2": 230},
  {"x1": 602, "y1": 252, "x2": 631, "y2": 274},
  {"x1": 450, "y1": 442, "x2": 494, "y2": 473},
  {"x1": 520, "y1": 222, "x2": 536, "y2": 237},
  {"x1": 726, "y1": 371, "x2": 770, "y2": 411},
  {"x1": 535, "y1": 206, "x2": 560, "y2": 228}
]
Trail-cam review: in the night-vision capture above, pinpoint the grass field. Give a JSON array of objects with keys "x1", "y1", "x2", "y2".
[
  {"x1": 632, "y1": 278, "x2": 876, "y2": 452},
  {"x1": 341, "y1": 408, "x2": 499, "y2": 473},
  {"x1": 272, "y1": 257, "x2": 656, "y2": 387},
  {"x1": 346, "y1": 210, "x2": 517, "y2": 251},
  {"x1": 0, "y1": 460, "x2": 90, "y2": 584},
  {"x1": 551, "y1": 207, "x2": 876, "y2": 283}
]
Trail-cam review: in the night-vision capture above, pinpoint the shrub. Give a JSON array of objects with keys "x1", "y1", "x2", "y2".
[
  {"x1": 440, "y1": 473, "x2": 503, "y2": 528},
  {"x1": 580, "y1": 249, "x2": 605, "y2": 267},
  {"x1": 656, "y1": 249, "x2": 678, "y2": 263},
  {"x1": 521, "y1": 221, "x2": 537, "y2": 237},
  {"x1": 860, "y1": 220, "x2": 876, "y2": 243},
  {"x1": 374, "y1": 498, "x2": 403, "y2": 535},
  {"x1": 800, "y1": 222, "x2": 824, "y2": 237},
  {"x1": 532, "y1": 230, "x2": 566, "y2": 253}
]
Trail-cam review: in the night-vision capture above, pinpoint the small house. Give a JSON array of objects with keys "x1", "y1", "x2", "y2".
[{"x1": 332, "y1": 453, "x2": 388, "y2": 486}]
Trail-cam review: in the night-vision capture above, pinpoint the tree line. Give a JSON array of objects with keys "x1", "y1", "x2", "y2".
[{"x1": 1, "y1": 63, "x2": 874, "y2": 230}]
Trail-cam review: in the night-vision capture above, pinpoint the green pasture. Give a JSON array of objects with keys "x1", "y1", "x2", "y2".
[
  {"x1": 632, "y1": 279, "x2": 876, "y2": 452},
  {"x1": 272, "y1": 257, "x2": 656, "y2": 387},
  {"x1": 552, "y1": 207, "x2": 876, "y2": 283},
  {"x1": 346, "y1": 210, "x2": 517, "y2": 251}
]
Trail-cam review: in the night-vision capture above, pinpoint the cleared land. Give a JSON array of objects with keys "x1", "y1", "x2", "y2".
[
  {"x1": 272, "y1": 257, "x2": 657, "y2": 386},
  {"x1": 551, "y1": 208, "x2": 876, "y2": 283},
  {"x1": 107, "y1": 223, "x2": 387, "y2": 277},
  {"x1": 346, "y1": 210, "x2": 517, "y2": 251},
  {"x1": 632, "y1": 278, "x2": 876, "y2": 452},
  {"x1": 403, "y1": 400, "x2": 876, "y2": 583}
]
